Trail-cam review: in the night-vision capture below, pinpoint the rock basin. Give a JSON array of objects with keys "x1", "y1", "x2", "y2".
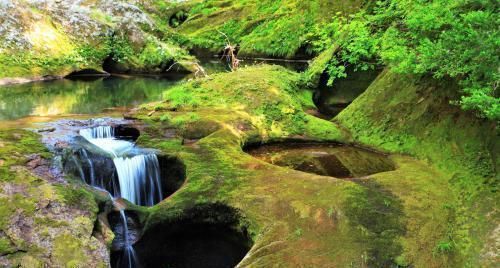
[{"x1": 246, "y1": 142, "x2": 395, "y2": 178}]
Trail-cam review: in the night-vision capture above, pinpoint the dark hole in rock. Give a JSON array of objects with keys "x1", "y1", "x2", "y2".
[
  {"x1": 126, "y1": 203, "x2": 253, "y2": 268},
  {"x1": 313, "y1": 66, "x2": 382, "y2": 117},
  {"x1": 157, "y1": 155, "x2": 186, "y2": 198},
  {"x1": 113, "y1": 125, "x2": 140, "y2": 141},
  {"x1": 103, "y1": 55, "x2": 130, "y2": 74},
  {"x1": 245, "y1": 142, "x2": 395, "y2": 178},
  {"x1": 65, "y1": 69, "x2": 110, "y2": 81},
  {"x1": 293, "y1": 43, "x2": 315, "y2": 60},
  {"x1": 169, "y1": 10, "x2": 188, "y2": 28},
  {"x1": 108, "y1": 210, "x2": 142, "y2": 251}
]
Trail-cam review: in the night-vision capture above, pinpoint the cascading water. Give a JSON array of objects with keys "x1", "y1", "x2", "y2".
[
  {"x1": 80, "y1": 125, "x2": 114, "y2": 139},
  {"x1": 117, "y1": 210, "x2": 139, "y2": 268},
  {"x1": 77, "y1": 125, "x2": 163, "y2": 206},
  {"x1": 80, "y1": 126, "x2": 135, "y2": 157},
  {"x1": 77, "y1": 125, "x2": 164, "y2": 268},
  {"x1": 114, "y1": 155, "x2": 163, "y2": 206}
]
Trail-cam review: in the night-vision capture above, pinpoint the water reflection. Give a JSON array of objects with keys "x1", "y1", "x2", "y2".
[
  {"x1": 0, "y1": 58, "x2": 308, "y2": 122},
  {"x1": 0, "y1": 76, "x2": 175, "y2": 120}
]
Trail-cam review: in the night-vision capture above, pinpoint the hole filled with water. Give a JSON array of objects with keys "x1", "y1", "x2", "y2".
[{"x1": 245, "y1": 142, "x2": 395, "y2": 178}]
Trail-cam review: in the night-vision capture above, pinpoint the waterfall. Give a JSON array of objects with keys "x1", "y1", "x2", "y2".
[
  {"x1": 80, "y1": 126, "x2": 134, "y2": 157},
  {"x1": 71, "y1": 154, "x2": 86, "y2": 182},
  {"x1": 114, "y1": 154, "x2": 163, "y2": 206},
  {"x1": 80, "y1": 125, "x2": 114, "y2": 139},
  {"x1": 78, "y1": 126, "x2": 163, "y2": 206},
  {"x1": 80, "y1": 149, "x2": 95, "y2": 185},
  {"x1": 118, "y1": 210, "x2": 139, "y2": 268}
]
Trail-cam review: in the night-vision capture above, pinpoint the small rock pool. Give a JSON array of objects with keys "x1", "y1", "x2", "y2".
[{"x1": 246, "y1": 142, "x2": 395, "y2": 178}]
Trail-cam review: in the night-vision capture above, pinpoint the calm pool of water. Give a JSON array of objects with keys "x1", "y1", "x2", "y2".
[
  {"x1": 0, "y1": 76, "x2": 176, "y2": 121},
  {"x1": 0, "y1": 58, "x2": 308, "y2": 122}
]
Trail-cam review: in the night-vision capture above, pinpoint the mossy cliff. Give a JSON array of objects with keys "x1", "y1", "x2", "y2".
[
  {"x1": 0, "y1": 0, "x2": 196, "y2": 83},
  {"x1": 124, "y1": 65, "x2": 475, "y2": 267},
  {"x1": 168, "y1": 0, "x2": 364, "y2": 58},
  {"x1": 0, "y1": 129, "x2": 108, "y2": 266},
  {"x1": 336, "y1": 69, "x2": 499, "y2": 267}
]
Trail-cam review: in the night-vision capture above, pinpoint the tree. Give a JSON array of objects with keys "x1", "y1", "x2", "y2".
[{"x1": 314, "y1": 0, "x2": 499, "y2": 120}]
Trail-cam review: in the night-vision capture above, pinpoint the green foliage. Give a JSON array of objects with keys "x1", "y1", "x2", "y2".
[
  {"x1": 164, "y1": 85, "x2": 201, "y2": 109},
  {"x1": 435, "y1": 240, "x2": 454, "y2": 254},
  {"x1": 107, "y1": 35, "x2": 134, "y2": 63},
  {"x1": 170, "y1": 10, "x2": 188, "y2": 28},
  {"x1": 315, "y1": 0, "x2": 499, "y2": 120}
]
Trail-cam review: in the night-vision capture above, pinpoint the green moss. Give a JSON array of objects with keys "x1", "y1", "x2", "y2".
[
  {"x1": 336, "y1": 69, "x2": 497, "y2": 188},
  {"x1": 52, "y1": 234, "x2": 87, "y2": 267},
  {"x1": 174, "y1": 0, "x2": 364, "y2": 58},
  {"x1": 0, "y1": 2, "x2": 195, "y2": 79},
  {"x1": 0, "y1": 43, "x2": 109, "y2": 79},
  {"x1": 0, "y1": 237, "x2": 15, "y2": 255},
  {"x1": 147, "y1": 65, "x2": 346, "y2": 141},
  {"x1": 0, "y1": 129, "x2": 101, "y2": 265},
  {"x1": 54, "y1": 185, "x2": 97, "y2": 212},
  {"x1": 344, "y1": 181, "x2": 405, "y2": 267},
  {"x1": 336, "y1": 69, "x2": 499, "y2": 266},
  {"x1": 0, "y1": 129, "x2": 51, "y2": 166},
  {"x1": 303, "y1": 45, "x2": 337, "y2": 86},
  {"x1": 0, "y1": 198, "x2": 15, "y2": 229}
]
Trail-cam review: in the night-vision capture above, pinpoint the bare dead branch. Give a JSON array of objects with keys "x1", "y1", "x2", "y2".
[{"x1": 217, "y1": 30, "x2": 239, "y2": 71}]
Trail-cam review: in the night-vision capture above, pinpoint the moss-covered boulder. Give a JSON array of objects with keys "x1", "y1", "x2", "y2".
[
  {"x1": 169, "y1": 0, "x2": 364, "y2": 58},
  {"x1": 122, "y1": 65, "x2": 470, "y2": 267},
  {"x1": 336, "y1": 69, "x2": 499, "y2": 266},
  {"x1": 0, "y1": 129, "x2": 108, "y2": 267}
]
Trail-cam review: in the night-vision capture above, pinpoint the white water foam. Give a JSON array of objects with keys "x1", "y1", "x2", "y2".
[{"x1": 79, "y1": 126, "x2": 163, "y2": 206}]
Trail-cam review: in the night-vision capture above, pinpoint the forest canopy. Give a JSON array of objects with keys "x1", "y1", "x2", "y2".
[{"x1": 309, "y1": 0, "x2": 499, "y2": 120}]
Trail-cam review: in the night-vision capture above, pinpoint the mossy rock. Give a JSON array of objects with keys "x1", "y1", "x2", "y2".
[
  {"x1": 0, "y1": 1, "x2": 195, "y2": 81},
  {"x1": 0, "y1": 129, "x2": 108, "y2": 266},
  {"x1": 127, "y1": 65, "x2": 467, "y2": 267},
  {"x1": 336, "y1": 68, "x2": 499, "y2": 266},
  {"x1": 172, "y1": 0, "x2": 364, "y2": 58}
]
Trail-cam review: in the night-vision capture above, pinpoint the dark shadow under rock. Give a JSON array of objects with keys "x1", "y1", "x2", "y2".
[
  {"x1": 132, "y1": 203, "x2": 253, "y2": 268},
  {"x1": 313, "y1": 67, "x2": 382, "y2": 117},
  {"x1": 65, "y1": 69, "x2": 110, "y2": 81}
]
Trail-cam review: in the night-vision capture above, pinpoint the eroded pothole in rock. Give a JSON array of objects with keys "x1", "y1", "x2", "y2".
[
  {"x1": 245, "y1": 142, "x2": 395, "y2": 178},
  {"x1": 108, "y1": 210, "x2": 142, "y2": 251},
  {"x1": 126, "y1": 203, "x2": 253, "y2": 268}
]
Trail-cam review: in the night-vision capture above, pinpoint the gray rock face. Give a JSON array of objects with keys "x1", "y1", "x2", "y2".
[
  {"x1": 0, "y1": 0, "x2": 196, "y2": 79},
  {"x1": 0, "y1": 0, "x2": 155, "y2": 51}
]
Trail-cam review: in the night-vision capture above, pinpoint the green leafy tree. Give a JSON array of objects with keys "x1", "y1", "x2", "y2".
[{"x1": 316, "y1": 0, "x2": 499, "y2": 120}]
